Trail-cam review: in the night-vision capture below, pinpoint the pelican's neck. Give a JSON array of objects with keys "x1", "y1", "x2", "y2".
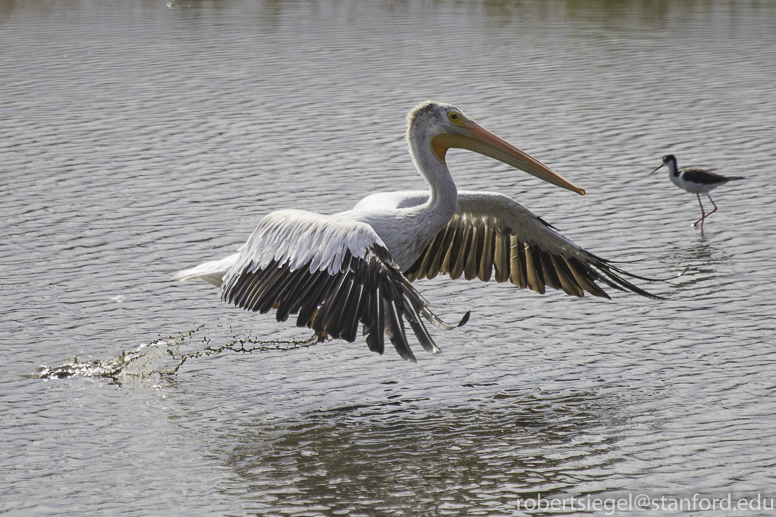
[{"x1": 408, "y1": 131, "x2": 458, "y2": 217}]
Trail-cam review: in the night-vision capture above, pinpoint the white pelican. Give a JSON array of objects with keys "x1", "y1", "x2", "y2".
[
  {"x1": 175, "y1": 101, "x2": 657, "y2": 362},
  {"x1": 650, "y1": 154, "x2": 744, "y2": 232}
]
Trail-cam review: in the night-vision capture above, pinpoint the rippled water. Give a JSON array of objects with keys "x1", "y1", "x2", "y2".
[{"x1": 2, "y1": 0, "x2": 776, "y2": 515}]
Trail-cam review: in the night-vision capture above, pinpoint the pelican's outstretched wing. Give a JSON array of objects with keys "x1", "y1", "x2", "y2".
[
  {"x1": 404, "y1": 192, "x2": 658, "y2": 299},
  {"x1": 215, "y1": 210, "x2": 464, "y2": 362}
]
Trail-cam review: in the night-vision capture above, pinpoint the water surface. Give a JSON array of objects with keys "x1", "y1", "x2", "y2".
[{"x1": 2, "y1": 1, "x2": 775, "y2": 515}]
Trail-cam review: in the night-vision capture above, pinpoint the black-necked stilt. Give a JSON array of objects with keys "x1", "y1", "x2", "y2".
[{"x1": 650, "y1": 154, "x2": 743, "y2": 232}]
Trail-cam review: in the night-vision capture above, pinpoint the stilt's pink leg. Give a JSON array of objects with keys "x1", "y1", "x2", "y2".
[{"x1": 692, "y1": 193, "x2": 707, "y2": 230}]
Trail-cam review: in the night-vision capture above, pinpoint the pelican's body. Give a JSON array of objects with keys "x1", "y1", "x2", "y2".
[
  {"x1": 651, "y1": 154, "x2": 743, "y2": 232},
  {"x1": 175, "y1": 101, "x2": 656, "y2": 362}
]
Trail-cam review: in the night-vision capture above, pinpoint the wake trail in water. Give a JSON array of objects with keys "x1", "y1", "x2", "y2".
[{"x1": 36, "y1": 325, "x2": 321, "y2": 382}]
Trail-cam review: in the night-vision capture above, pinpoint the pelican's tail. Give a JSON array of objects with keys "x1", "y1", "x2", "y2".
[{"x1": 172, "y1": 253, "x2": 240, "y2": 287}]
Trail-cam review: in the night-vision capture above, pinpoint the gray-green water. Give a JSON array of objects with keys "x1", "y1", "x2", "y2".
[{"x1": 2, "y1": 1, "x2": 775, "y2": 515}]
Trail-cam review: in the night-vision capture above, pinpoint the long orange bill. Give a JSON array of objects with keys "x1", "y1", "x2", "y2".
[{"x1": 432, "y1": 122, "x2": 585, "y2": 195}]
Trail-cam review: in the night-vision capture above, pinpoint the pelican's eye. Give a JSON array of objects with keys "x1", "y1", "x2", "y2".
[{"x1": 447, "y1": 111, "x2": 469, "y2": 128}]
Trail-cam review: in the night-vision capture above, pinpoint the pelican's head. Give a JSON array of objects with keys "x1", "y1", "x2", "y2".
[
  {"x1": 650, "y1": 154, "x2": 677, "y2": 175},
  {"x1": 407, "y1": 101, "x2": 585, "y2": 195}
]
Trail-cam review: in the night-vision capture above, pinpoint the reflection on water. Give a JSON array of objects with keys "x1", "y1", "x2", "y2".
[
  {"x1": 2, "y1": 0, "x2": 774, "y2": 28},
  {"x1": 674, "y1": 239, "x2": 717, "y2": 280},
  {"x1": 662, "y1": 236, "x2": 736, "y2": 293},
  {"x1": 221, "y1": 388, "x2": 637, "y2": 515}
]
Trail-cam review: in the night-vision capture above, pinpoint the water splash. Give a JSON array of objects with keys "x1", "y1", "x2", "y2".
[{"x1": 36, "y1": 326, "x2": 321, "y2": 382}]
